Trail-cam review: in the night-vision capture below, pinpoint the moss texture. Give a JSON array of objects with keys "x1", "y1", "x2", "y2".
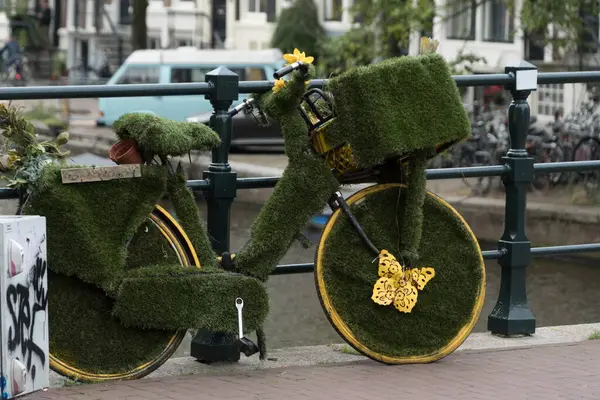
[
  {"x1": 113, "y1": 113, "x2": 221, "y2": 157},
  {"x1": 398, "y1": 150, "x2": 430, "y2": 266},
  {"x1": 24, "y1": 163, "x2": 269, "y2": 374},
  {"x1": 113, "y1": 265, "x2": 269, "y2": 332},
  {"x1": 237, "y1": 67, "x2": 340, "y2": 281},
  {"x1": 47, "y1": 220, "x2": 183, "y2": 374},
  {"x1": 166, "y1": 163, "x2": 218, "y2": 268},
  {"x1": 319, "y1": 185, "x2": 484, "y2": 357},
  {"x1": 326, "y1": 53, "x2": 470, "y2": 168},
  {"x1": 24, "y1": 164, "x2": 167, "y2": 296}
]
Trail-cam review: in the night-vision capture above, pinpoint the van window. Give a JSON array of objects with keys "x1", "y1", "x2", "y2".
[
  {"x1": 170, "y1": 67, "x2": 266, "y2": 83},
  {"x1": 116, "y1": 66, "x2": 160, "y2": 84}
]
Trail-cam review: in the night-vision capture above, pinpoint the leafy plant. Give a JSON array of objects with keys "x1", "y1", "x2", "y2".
[
  {"x1": 0, "y1": 104, "x2": 70, "y2": 193},
  {"x1": 271, "y1": 0, "x2": 324, "y2": 63}
]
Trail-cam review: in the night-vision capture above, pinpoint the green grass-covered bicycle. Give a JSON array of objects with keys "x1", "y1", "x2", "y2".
[{"x1": 2, "y1": 40, "x2": 485, "y2": 382}]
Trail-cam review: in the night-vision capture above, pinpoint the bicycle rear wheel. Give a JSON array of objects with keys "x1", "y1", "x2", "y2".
[
  {"x1": 315, "y1": 184, "x2": 485, "y2": 363},
  {"x1": 49, "y1": 205, "x2": 199, "y2": 382}
]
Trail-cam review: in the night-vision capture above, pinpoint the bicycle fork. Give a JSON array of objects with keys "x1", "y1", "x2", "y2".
[{"x1": 327, "y1": 191, "x2": 380, "y2": 257}]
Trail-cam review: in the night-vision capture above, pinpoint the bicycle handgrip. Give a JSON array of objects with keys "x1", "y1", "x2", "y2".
[
  {"x1": 273, "y1": 62, "x2": 308, "y2": 79},
  {"x1": 228, "y1": 98, "x2": 255, "y2": 117}
]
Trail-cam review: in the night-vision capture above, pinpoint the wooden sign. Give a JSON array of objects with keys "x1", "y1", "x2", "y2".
[{"x1": 61, "y1": 165, "x2": 142, "y2": 184}]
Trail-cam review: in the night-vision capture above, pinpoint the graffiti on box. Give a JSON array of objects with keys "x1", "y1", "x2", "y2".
[{"x1": 4, "y1": 231, "x2": 48, "y2": 396}]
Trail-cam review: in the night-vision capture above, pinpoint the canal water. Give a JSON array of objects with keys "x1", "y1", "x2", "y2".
[{"x1": 180, "y1": 198, "x2": 600, "y2": 352}]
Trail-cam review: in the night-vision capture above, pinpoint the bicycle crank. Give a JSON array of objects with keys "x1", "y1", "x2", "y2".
[{"x1": 235, "y1": 297, "x2": 259, "y2": 357}]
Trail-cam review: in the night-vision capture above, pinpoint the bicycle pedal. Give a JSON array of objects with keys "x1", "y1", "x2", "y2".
[
  {"x1": 238, "y1": 336, "x2": 259, "y2": 357},
  {"x1": 220, "y1": 252, "x2": 236, "y2": 271}
]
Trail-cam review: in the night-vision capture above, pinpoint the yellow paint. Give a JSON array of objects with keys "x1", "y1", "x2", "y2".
[
  {"x1": 371, "y1": 249, "x2": 435, "y2": 313},
  {"x1": 155, "y1": 204, "x2": 201, "y2": 269},
  {"x1": 50, "y1": 205, "x2": 199, "y2": 382},
  {"x1": 315, "y1": 183, "x2": 486, "y2": 364}
]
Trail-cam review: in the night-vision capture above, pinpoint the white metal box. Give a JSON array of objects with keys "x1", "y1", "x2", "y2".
[{"x1": 0, "y1": 216, "x2": 49, "y2": 399}]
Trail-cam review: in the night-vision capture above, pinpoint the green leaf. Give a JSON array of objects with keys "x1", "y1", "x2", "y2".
[{"x1": 56, "y1": 131, "x2": 69, "y2": 146}]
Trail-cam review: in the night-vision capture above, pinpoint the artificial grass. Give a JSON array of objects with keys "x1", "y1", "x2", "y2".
[
  {"x1": 166, "y1": 163, "x2": 218, "y2": 268},
  {"x1": 113, "y1": 113, "x2": 221, "y2": 157},
  {"x1": 325, "y1": 53, "x2": 470, "y2": 168},
  {"x1": 398, "y1": 150, "x2": 429, "y2": 266},
  {"x1": 113, "y1": 265, "x2": 269, "y2": 333},
  {"x1": 235, "y1": 151, "x2": 339, "y2": 281},
  {"x1": 47, "y1": 221, "x2": 183, "y2": 374},
  {"x1": 23, "y1": 164, "x2": 168, "y2": 296},
  {"x1": 319, "y1": 185, "x2": 484, "y2": 357},
  {"x1": 24, "y1": 162, "x2": 270, "y2": 374},
  {"x1": 254, "y1": 67, "x2": 317, "y2": 161},
  {"x1": 236, "y1": 66, "x2": 340, "y2": 281}
]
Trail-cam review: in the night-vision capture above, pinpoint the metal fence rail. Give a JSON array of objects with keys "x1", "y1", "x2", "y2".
[{"x1": 2, "y1": 61, "x2": 600, "y2": 357}]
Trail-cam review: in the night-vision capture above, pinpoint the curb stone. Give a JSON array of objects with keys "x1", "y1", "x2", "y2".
[{"x1": 48, "y1": 322, "x2": 600, "y2": 388}]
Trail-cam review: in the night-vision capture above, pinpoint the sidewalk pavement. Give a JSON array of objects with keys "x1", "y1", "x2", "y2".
[{"x1": 27, "y1": 340, "x2": 600, "y2": 400}]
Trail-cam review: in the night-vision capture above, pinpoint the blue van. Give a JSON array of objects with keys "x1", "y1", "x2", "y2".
[{"x1": 96, "y1": 47, "x2": 285, "y2": 126}]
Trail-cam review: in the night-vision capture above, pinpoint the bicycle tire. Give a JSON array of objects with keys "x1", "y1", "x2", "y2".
[
  {"x1": 315, "y1": 183, "x2": 485, "y2": 364},
  {"x1": 572, "y1": 137, "x2": 600, "y2": 183},
  {"x1": 458, "y1": 153, "x2": 493, "y2": 196},
  {"x1": 49, "y1": 205, "x2": 200, "y2": 382},
  {"x1": 546, "y1": 145, "x2": 565, "y2": 187},
  {"x1": 582, "y1": 142, "x2": 600, "y2": 198}
]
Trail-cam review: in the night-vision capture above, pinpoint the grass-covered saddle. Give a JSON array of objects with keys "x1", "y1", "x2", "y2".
[{"x1": 113, "y1": 113, "x2": 222, "y2": 157}]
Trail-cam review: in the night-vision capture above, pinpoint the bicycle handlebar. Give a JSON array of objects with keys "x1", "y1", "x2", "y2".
[
  {"x1": 273, "y1": 62, "x2": 309, "y2": 79},
  {"x1": 228, "y1": 98, "x2": 255, "y2": 117}
]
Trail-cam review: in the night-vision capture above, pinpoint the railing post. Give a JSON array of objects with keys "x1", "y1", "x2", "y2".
[
  {"x1": 488, "y1": 61, "x2": 537, "y2": 336},
  {"x1": 190, "y1": 67, "x2": 240, "y2": 363}
]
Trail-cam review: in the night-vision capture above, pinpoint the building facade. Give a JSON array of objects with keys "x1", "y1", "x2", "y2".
[{"x1": 0, "y1": 0, "x2": 593, "y2": 118}]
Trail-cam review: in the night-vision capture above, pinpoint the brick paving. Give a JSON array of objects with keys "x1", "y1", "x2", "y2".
[{"x1": 26, "y1": 340, "x2": 600, "y2": 400}]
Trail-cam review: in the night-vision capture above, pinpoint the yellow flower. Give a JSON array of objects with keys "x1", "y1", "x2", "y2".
[
  {"x1": 273, "y1": 79, "x2": 286, "y2": 93},
  {"x1": 7, "y1": 152, "x2": 20, "y2": 169},
  {"x1": 283, "y1": 48, "x2": 314, "y2": 65}
]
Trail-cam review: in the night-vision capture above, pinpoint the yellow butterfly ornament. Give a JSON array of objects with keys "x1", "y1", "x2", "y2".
[{"x1": 371, "y1": 250, "x2": 435, "y2": 313}]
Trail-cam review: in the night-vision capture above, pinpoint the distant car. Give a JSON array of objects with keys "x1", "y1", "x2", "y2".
[{"x1": 186, "y1": 110, "x2": 283, "y2": 150}]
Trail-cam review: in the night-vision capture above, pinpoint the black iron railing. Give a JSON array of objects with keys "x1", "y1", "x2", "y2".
[{"x1": 2, "y1": 61, "x2": 600, "y2": 347}]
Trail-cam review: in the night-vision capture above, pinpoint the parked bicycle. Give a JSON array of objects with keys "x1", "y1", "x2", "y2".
[
  {"x1": 0, "y1": 55, "x2": 30, "y2": 86},
  {"x1": 4, "y1": 43, "x2": 485, "y2": 382}
]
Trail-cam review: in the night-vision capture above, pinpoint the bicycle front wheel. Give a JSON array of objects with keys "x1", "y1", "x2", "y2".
[
  {"x1": 49, "y1": 205, "x2": 199, "y2": 382},
  {"x1": 315, "y1": 183, "x2": 485, "y2": 363}
]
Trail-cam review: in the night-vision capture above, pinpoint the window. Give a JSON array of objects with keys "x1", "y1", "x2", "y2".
[
  {"x1": 148, "y1": 37, "x2": 161, "y2": 49},
  {"x1": 525, "y1": 29, "x2": 545, "y2": 61},
  {"x1": 537, "y1": 84, "x2": 564, "y2": 117},
  {"x1": 116, "y1": 66, "x2": 160, "y2": 84},
  {"x1": 446, "y1": 0, "x2": 475, "y2": 40},
  {"x1": 245, "y1": 68, "x2": 266, "y2": 81},
  {"x1": 119, "y1": 0, "x2": 131, "y2": 25},
  {"x1": 170, "y1": 67, "x2": 266, "y2": 83},
  {"x1": 178, "y1": 39, "x2": 194, "y2": 47},
  {"x1": 579, "y1": 9, "x2": 600, "y2": 54},
  {"x1": 324, "y1": 0, "x2": 342, "y2": 21},
  {"x1": 483, "y1": 0, "x2": 513, "y2": 42},
  {"x1": 248, "y1": 0, "x2": 266, "y2": 12}
]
